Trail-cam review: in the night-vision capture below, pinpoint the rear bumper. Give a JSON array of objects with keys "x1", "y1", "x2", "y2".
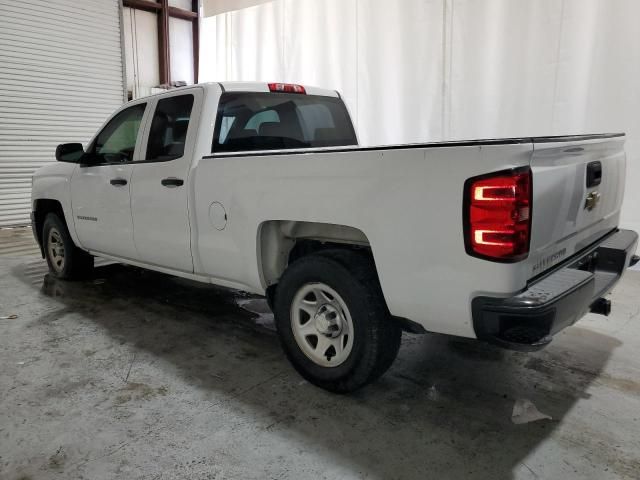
[{"x1": 472, "y1": 229, "x2": 638, "y2": 351}]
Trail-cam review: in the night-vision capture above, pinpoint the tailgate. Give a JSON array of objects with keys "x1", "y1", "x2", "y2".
[{"x1": 526, "y1": 134, "x2": 626, "y2": 278}]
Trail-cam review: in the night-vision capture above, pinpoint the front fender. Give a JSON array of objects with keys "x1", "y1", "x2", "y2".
[{"x1": 32, "y1": 163, "x2": 82, "y2": 248}]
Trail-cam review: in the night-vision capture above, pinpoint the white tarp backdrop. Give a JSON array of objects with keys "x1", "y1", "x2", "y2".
[{"x1": 200, "y1": 0, "x2": 640, "y2": 233}]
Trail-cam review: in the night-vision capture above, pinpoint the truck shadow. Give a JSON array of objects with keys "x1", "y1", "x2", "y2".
[{"x1": 16, "y1": 260, "x2": 624, "y2": 479}]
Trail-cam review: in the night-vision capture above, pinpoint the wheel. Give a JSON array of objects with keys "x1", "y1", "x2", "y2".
[
  {"x1": 43, "y1": 213, "x2": 94, "y2": 280},
  {"x1": 273, "y1": 249, "x2": 402, "y2": 393}
]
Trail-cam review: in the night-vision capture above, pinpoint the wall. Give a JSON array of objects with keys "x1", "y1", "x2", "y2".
[
  {"x1": 0, "y1": 0, "x2": 125, "y2": 226},
  {"x1": 123, "y1": 7, "x2": 160, "y2": 99},
  {"x1": 200, "y1": 0, "x2": 640, "y2": 234},
  {"x1": 123, "y1": 1, "x2": 196, "y2": 99}
]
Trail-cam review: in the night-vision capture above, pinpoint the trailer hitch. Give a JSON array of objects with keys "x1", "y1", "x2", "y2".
[{"x1": 590, "y1": 297, "x2": 612, "y2": 316}]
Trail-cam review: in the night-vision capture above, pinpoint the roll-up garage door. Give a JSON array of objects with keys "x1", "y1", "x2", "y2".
[{"x1": 0, "y1": 0, "x2": 126, "y2": 226}]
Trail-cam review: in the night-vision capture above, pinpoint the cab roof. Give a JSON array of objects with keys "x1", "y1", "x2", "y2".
[
  {"x1": 125, "y1": 82, "x2": 340, "y2": 105},
  {"x1": 206, "y1": 81, "x2": 340, "y2": 98}
]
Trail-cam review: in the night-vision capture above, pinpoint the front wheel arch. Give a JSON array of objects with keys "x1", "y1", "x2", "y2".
[
  {"x1": 42, "y1": 212, "x2": 93, "y2": 280},
  {"x1": 33, "y1": 199, "x2": 66, "y2": 257}
]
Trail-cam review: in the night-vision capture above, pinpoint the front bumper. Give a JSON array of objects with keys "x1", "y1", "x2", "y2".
[{"x1": 472, "y1": 229, "x2": 638, "y2": 351}]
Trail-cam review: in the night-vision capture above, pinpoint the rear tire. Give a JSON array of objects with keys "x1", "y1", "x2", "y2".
[
  {"x1": 43, "y1": 213, "x2": 94, "y2": 280},
  {"x1": 274, "y1": 249, "x2": 401, "y2": 393}
]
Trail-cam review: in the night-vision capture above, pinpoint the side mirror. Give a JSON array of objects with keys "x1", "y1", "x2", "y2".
[{"x1": 55, "y1": 143, "x2": 85, "y2": 163}]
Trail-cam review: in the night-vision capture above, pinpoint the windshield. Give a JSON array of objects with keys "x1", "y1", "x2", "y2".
[{"x1": 212, "y1": 92, "x2": 357, "y2": 153}]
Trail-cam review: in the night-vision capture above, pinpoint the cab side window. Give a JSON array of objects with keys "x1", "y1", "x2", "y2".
[
  {"x1": 146, "y1": 94, "x2": 194, "y2": 161},
  {"x1": 92, "y1": 103, "x2": 146, "y2": 163}
]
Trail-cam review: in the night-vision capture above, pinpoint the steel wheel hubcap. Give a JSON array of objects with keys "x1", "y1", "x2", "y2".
[
  {"x1": 47, "y1": 228, "x2": 65, "y2": 272},
  {"x1": 291, "y1": 283, "x2": 354, "y2": 367}
]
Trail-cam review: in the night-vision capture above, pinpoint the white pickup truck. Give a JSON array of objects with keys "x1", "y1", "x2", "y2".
[{"x1": 31, "y1": 82, "x2": 638, "y2": 392}]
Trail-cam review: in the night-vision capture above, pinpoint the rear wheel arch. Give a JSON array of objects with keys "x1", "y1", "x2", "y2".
[
  {"x1": 257, "y1": 220, "x2": 374, "y2": 290},
  {"x1": 258, "y1": 220, "x2": 426, "y2": 335}
]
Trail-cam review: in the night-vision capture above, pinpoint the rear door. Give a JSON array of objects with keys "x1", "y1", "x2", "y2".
[
  {"x1": 129, "y1": 89, "x2": 201, "y2": 273},
  {"x1": 527, "y1": 134, "x2": 626, "y2": 277},
  {"x1": 70, "y1": 101, "x2": 148, "y2": 259}
]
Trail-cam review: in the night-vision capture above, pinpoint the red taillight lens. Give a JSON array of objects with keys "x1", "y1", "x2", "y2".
[
  {"x1": 464, "y1": 168, "x2": 532, "y2": 261},
  {"x1": 268, "y1": 83, "x2": 306, "y2": 94}
]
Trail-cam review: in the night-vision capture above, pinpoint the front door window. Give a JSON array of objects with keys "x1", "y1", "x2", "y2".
[{"x1": 90, "y1": 103, "x2": 146, "y2": 163}]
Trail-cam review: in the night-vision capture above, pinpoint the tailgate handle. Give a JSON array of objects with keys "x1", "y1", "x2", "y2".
[{"x1": 586, "y1": 161, "x2": 602, "y2": 188}]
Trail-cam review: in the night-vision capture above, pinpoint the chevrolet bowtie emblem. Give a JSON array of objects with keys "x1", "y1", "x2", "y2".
[{"x1": 584, "y1": 191, "x2": 601, "y2": 211}]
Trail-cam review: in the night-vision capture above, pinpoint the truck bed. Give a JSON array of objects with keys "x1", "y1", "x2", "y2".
[{"x1": 195, "y1": 132, "x2": 625, "y2": 338}]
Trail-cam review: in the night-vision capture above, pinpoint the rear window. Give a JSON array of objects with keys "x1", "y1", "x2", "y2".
[{"x1": 212, "y1": 92, "x2": 357, "y2": 153}]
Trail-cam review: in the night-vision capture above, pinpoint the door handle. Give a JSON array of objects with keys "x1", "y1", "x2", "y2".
[
  {"x1": 161, "y1": 177, "x2": 184, "y2": 188},
  {"x1": 110, "y1": 178, "x2": 128, "y2": 186}
]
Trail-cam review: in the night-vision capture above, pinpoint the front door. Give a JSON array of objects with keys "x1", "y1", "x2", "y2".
[
  {"x1": 70, "y1": 102, "x2": 148, "y2": 260},
  {"x1": 130, "y1": 90, "x2": 200, "y2": 272}
]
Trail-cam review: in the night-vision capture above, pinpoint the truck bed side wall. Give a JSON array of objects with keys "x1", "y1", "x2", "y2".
[{"x1": 192, "y1": 143, "x2": 533, "y2": 338}]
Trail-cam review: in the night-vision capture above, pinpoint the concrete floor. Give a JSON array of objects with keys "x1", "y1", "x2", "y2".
[{"x1": 1, "y1": 227, "x2": 640, "y2": 480}]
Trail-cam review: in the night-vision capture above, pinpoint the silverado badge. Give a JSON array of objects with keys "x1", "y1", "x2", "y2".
[{"x1": 584, "y1": 191, "x2": 601, "y2": 211}]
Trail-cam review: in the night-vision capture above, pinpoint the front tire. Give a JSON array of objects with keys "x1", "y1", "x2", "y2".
[
  {"x1": 43, "y1": 213, "x2": 94, "y2": 280},
  {"x1": 274, "y1": 249, "x2": 401, "y2": 393}
]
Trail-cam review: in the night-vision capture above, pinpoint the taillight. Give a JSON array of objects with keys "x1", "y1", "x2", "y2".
[
  {"x1": 464, "y1": 167, "x2": 532, "y2": 262},
  {"x1": 268, "y1": 83, "x2": 306, "y2": 94}
]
